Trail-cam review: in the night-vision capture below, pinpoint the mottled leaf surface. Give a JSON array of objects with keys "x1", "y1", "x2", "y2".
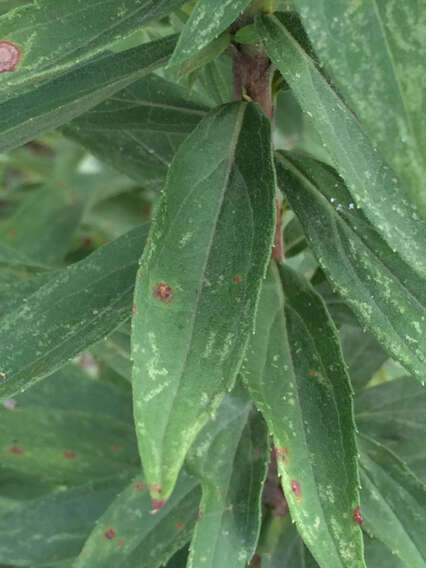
[
  {"x1": 258, "y1": 13, "x2": 426, "y2": 273},
  {"x1": 0, "y1": 0, "x2": 185, "y2": 100},
  {"x1": 131, "y1": 102, "x2": 275, "y2": 501},
  {"x1": 359, "y1": 436, "x2": 426, "y2": 568},
  {"x1": 356, "y1": 377, "x2": 426, "y2": 481},
  {"x1": 275, "y1": 152, "x2": 426, "y2": 380},
  {"x1": 291, "y1": 0, "x2": 426, "y2": 213},
  {"x1": 0, "y1": 35, "x2": 177, "y2": 152},
  {"x1": 169, "y1": 0, "x2": 251, "y2": 68},
  {"x1": 64, "y1": 74, "x2": 210, "y2": 188},
  {"x1": 0, "y1": 223, "x2": 149, "y2": 401},
  {"x1": 185, "y1": 387, "x2": 268, "y2": 568},
  {"x1": 242, "y1": 263, "x2": 364, "y2": 568},
  {"x1": 75, "y1": 472, "x2": 200, "y2": 568}
]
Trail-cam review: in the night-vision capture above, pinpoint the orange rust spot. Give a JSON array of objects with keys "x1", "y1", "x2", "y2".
[
  {"x1": 104, "y1": 528, "x2": 116, "y2": 540},
  {"x1": 309, "y1": 370, "x2": 317, "y2": 377},
  {"x1": 233, "y1": 275, "x2": 242, "y2": 284},
  {"x1": 117, "y1": 540, "x2": 125, "y2": 548},
  {"x1": 290, "y1": 479, "x2": 302, "y2": 501},
  {"x1": 132, "y1": 304, "x2": 138, "y2": 314},
  {"x1": 197, "y1": 509, "x2": 203, "y2": 522},
  {"x1": 7, "y1": 229, "x2": 17, "y2": 239},
  {"x1": 352, "y1": 506, "x2": 363, "y2": 525},
  {"x1": 63, "y1": 450, "x2": 77, "y2": 459},
  {"x1": 175, "y1": 521, "x2": 183, "y2": 530},
  {"x1": 251, "y1": 554, "x2": 261, "y2": 566},
  {"x1": 153, "y1": 282, "x2": 173, "y2": 303},
  {"x1": 135, "y1": 482, "x2": 145, "y2": 491},
  {"x1": 9, "y1": 445, "x2": 23, "y2": 455},
  {"x1": 274, "y1": 446, "x2": 289, "y2": 465},
  {"x1": 0, "y1": 41, "x2": 21, "y2": 73},
  {"x1": 111, "y1": 444, "x2": 121, "y2": 451}
]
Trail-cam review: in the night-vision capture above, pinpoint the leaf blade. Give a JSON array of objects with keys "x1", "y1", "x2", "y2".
[
  {"x1": 243, "y1": 263, "x2": 365, "y2": 568},
  {"x1": 131, "y1": 102, "x2": 276, "y2": 502}
]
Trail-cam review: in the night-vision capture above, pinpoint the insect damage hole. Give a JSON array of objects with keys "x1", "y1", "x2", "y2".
[{"x1": 0, "y1": 41, "x2": 22, "y2": 73}]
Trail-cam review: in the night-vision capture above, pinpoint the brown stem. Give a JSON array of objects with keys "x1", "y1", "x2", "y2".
[{"x1": 232, "y1": 42, "x2": 285, "y2": 261}]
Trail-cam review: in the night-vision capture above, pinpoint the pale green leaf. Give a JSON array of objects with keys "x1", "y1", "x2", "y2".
[
  {"x1": 242, "y1": 263, "x2": 364, "y2": 568},
  {"x1": 359, "y1": 435, "x2": 426, "y2": 568},
  {"x1": 131, "y1": 102, "x2": 275, "y2": 502},
  {"x1": 275, "y1": 152, "x2": 426, "y2": 380},
  {"x1": 169, "y1": 0, "x2": 252, "y2": 68},
  {"x1": 185, "y1": 387, "x2": 269, "y2": 568},
  {"x1": 0, "y1": 223, "x2": 149, "y2": 401},
  {"x1": 291, "y1": 0, "x2": 426, "y2": 214},
  {"x1": 258, "y1": 13, "x2": 426, "y2": 273}
]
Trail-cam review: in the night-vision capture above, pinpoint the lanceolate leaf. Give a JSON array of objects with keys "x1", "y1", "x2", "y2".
[
  {"x1": 63, "y1": 74, "x2": 210, "y2": 187},
  {"x1": 258, "y1": 13, "x2": 426, "y2": 274},
  {"x1": 0, "y1": 476, "x2": 133, "y2": 566},
  {"x1": 131, "y1": 102, "x2": 275, "y2": 502},
  {"x1": 75, "y1": 472, "x2": 200, "y2": 568},
  {"x1": 242, "y1": 263, "x2": 364, "y2": 568},
  {"x1": 0, "y1": 0, "x2": 185, "y2": 101},
  {"x1": 185, "y1": 387, "x2": 269, "y2": 568},
  {"x1": 275, "y1": 152, "x2": 426, "y2": 380},
  {"x1": 290, "y1": 0, "x2": 426, "y2": 213},
  {"x1": 0, "y1": 35, "x2": 177, "y2": 152},
  {"x1": 356, "y1": 377, "x2": 426, "y2": 481},
  {"x1": 0, "y1": 223, "x2": 150, "y2": 401},
  {"x1": 169, "y1": 0, "x2": 252, "y2": 69},
  {"x1": 359, "y1": 435, "x2": 426, "y2": 568}
]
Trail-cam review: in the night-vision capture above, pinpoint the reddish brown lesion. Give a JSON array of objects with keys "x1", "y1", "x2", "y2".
[
  {"x1": 0, "y1": 41, "x2": 22, "y2": 73},
  {"x1": 290, "y1": 479, "x2": 302, "y2": 502},
  {"x1": 352, "y1": 506, "x2": 363, "y2": 525},
  {"x1": 63, "y1": 450, "x2": 77, "y2": 459},
  {"x1": 9, "y1": 445, "x2": 23, "y2": 455},
  {"x1": 153, "y1": 282, "x2": 173, "y2": 303},
  {"x1": 104, "y1": 528, "x2": 116, "y2": 540}
]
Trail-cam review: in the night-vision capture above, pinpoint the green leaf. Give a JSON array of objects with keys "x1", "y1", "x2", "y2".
[
  {"x1": 196, "y1": 56, "x2": 233, "y2": 106},
  {"x1": 290, "y1": 0, "x2": 426, "y2": 214},
  {"x1": 0, "y1": 476, "x2": 132, "y2": 566},
  {"x1": 91, "y1": 331, "x2": 132, "y2": 383},
  {"x1": 0, "y1": 186, "x2": 82, "y2": 264},
  {"x1": 363, "y1": 533, "x2": 405, "y2": 568},
  {"x1": 75, "y1": 472, "x2": 200, "y2": 568},
  {"x1": 0, "y1": 35, "x2": 177, "y2": 152},
  {"x1": 0, "y1": 222, "x2": 150, "y2": 401},
  {"x1": 258, "y1": 13, "x2": 426, "y2": 273},
  {"x1": 63, "y1": 74, "x2": 210, "y2": 187},
  {"x1": 359, "y1": 435, "x2": 426, "y2": 568},
  {"x1": 275, "y1": 152, "x2": 426, "y2": 380},
  {"x1": 0, "y1": 0, "x2": 185, "y2": 101},
  {"x1": 283, "y1": 216, "x2": 307, "y2": 258},
  {"x1": 131, "y1": 102, "x2": 275, "y2": 502},
  {"x1": 356, "y1": 377, "x2": 426, "y2": 481},
  {"x1": 242, "y1": 263, "x2": 365, "y2": 568},
  {"x1": 185, "y1": 387, "x2": 269, "y2": 568},
  {"x1": 0, "y1": 365, "x2": 138, "y2": 486},
  {"x1": 339, "y1": 325, "x2": 388, "y2": 391},
  {"x1": 258, "y1": 516, "x2": 319, "y2": 567},
  {"x1": 169, "y1": 0, "x2": 252, "y2": 68}
]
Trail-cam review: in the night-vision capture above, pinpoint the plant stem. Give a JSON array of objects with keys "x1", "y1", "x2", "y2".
[{"x1": 232, "y1": 40, "x2": 285, "y2": 261}]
